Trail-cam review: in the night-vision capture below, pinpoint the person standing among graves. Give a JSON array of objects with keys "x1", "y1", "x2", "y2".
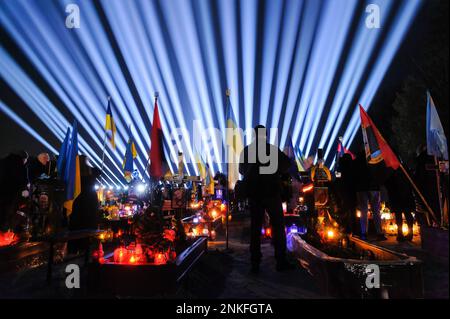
[
  {"x1": 239, "y1": 125, "x2": 292, "y2": 273},
  {"x1": 354, "y1": 150, "x2": 387, "y2": 241},
  {"x1": 385, "y1": 167, "x2": 415, "y2": 242},
  {"x1": 0, "y1": 150, "x2": 29, "y2": 231}
]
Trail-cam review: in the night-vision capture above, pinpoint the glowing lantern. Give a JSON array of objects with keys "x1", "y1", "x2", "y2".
[
  {"x1": 302, "y1": 184, "x2": 314, "y2": 193},
  {"x1": 413, "y1": 222, "x2": 420, "y2": 236},
  {"x1": 287, "y1": 224, "x2": 298, "y2": 234},
  {"x1": 135, "y1": 244, "x2": 143, "y2": 262},
  {"x1": 402, "y1": 223, "x2": 410, "y2": 237},
  {"x1": 265, "y1": 228, "x2": 272, "y2": 238},
  {"x1": 282, "y1": 202, "x2": 287, "y2": 213},
  {"x1": 386, "y1": 222, "x2": 398, "y2": 235},
  {"x1": 0, "y1": 230, "x2": 16, "y2": 246},
  {"x1": 154, "y1": 253, "x2": 167, "y2": 265},
  {"x1": 129, "y1": 254, "x2": 136, "y2": 264},
  {"x1": 356, "y1": 210, "x2": 361, "y2": 218},
  {"x1": 210, "y1": 209, "x2": 218, "y2": 219},
  {"x1": 299, "y1": 197, "x2": 304, "y2": 204},
  {"x1": 113, "y1": 247, "x2": 127, "y2": 263},
  {"x1": 326, "y1": 229, "x2": 335, "y2": 240},
  {"x1": 220, "y1": 203, "x2": 226, "y2": 212}
]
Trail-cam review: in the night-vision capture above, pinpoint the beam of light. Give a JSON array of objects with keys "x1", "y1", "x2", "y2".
[
  {"x1": 1, "y1": 0, "x2": 423, "y2": 181},
  {"x1": 268, "y1": 0, "x2": 303, "y2": 142},
  {"x1": 0, "y1": 1, "x2": 127, "y2": 184},
  {"x1": 258, "y1": 0, "x2": 284, "y2": 126},
  {"x1": 279, "y1": 0, "x2": 322, "y2": 149},
  {"x1": 0, "y1": 46, "x2": 122, "y2": 186},
  {"x1": 342, "y1": 0, "x2": 423, "y2": 159},
  {"x1": 322, "y1": 0, "x2": 394, "y2": 161},
  {"x1": 298, "y1": 0, "x2": 357, "y2": 156},
  {"x1": 240, "y1": 0, "x2": 257, "y2": 135},
  {"x1": 0, "y1": 101, "x2": 58, "y2": 154}
]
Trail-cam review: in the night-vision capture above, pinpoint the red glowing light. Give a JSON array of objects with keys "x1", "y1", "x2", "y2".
[
  {"x1": 302, "y1": 184, "x2": 314, "y2": 193},
  {"x1": 0, "y1": 231, "x2": 16, "y2": 247},
  {"x1": 154, "y1": 253, "x2": 167, "y2": 265}
]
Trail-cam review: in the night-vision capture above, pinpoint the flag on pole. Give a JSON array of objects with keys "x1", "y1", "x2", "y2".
[
  {"x1": 64, "y1": 120, "x2": 81, "y2": 214},
  {"x1": 57, "y1": 127, "x2": 71, "y2": 178},
  {"x1": 105, "y1": 98, "x2": 116, "y2": 149},
  {"x1": 195, "y1": 151, "x2": 207, "y2": 180},
  {"x1": 225, "y1": 90, "x2": 243, "y2": 190},
  {"x1": 359, "y1": 104, "x2": 400, "y2": 169},
  {"x1": 336, "y1": 137, "x2": 356, "y2": 160},
  {"x1": 123, "y1": 125, "x2": 137, "y2": 182},
  {"x1": 205, "y1": 163, "x2": 215, "y2": 195},
  {"x1": 149, "y1": 94, "x2": 169, "y2": 179},
  {"x1": 294, "y1": 145, "x2": 306, "y2": 172},
  {"x1": 426, "y1": 91, "x2": 448, "y2": 160}
]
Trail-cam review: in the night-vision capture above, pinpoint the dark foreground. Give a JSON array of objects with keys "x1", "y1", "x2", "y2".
[{"x1": 0, "y1": 217, "x2": 448, "y2": 299}]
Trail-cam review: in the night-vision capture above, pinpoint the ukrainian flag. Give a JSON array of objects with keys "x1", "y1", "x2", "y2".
[
  {"x1": 225, "y1": 91, "x2": 243, "y2": 190},
  {"x1": 123, "y1": 126, "x2": 137, "y2": 182},
  {"x1": 195, "y1": 151, "x2": 207, "y2": 180},
  {"x1": 105, "y1": 98, "x2": 116, "y2": 149},
  {"x1": 294, "y1": 145, "x2": 306, "y2": 172},
  {"x1": 64, "y1": 121, "x2": 81, "y2": 215}
]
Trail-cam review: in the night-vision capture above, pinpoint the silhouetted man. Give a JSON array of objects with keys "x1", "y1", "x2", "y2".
[{"x1": 239, "y1": 125, "x2": 292, "y2": 273}]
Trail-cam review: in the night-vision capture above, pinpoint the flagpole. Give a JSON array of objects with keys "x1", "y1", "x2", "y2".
[
  {"x1": 399, "y1": 163, "x2": 438, "y2": 225},
  {"x1": 434, "y1": 156, "x2": 445, "y2": 227},
  {"x1": 101, "y1": 96, "x2": 110, "y2": 175},
  {"x1": 225, "y1": 89, "x2": 231, "y2": 251}
]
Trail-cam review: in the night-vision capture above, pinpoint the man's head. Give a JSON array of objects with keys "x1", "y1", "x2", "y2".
[
  {"x1": 253, "y1": 125, "x2": 267, "y2": 140},
  {"x1": 37, "y1": 153, "x2": 50, "y2": 166},
  {"x1": 13, "y1": 150, "x2": 29, "y2": 165}
]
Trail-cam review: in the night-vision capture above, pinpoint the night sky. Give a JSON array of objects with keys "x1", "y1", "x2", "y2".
[{"x1": 0, "y1": 0, "x2": 446, "y2": 184}]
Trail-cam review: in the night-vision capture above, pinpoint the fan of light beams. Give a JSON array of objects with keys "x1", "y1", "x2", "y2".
[{"x1": 0, "y1": 0, "x2": 422, "y2": 186}]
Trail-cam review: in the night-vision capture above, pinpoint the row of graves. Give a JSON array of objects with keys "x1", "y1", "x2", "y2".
[
  {"x1": 278, "y1": 149, "x2": 423, "y2": 298},
  {"x1": 0, "y1": 157, "x2": 228, "y2": 297},
  {"x1": 88, "y1": 170, "x2": 229, "y2": 296},
  {"x1": 0, "y1": 149, "x2": 428, "y2": 298}
]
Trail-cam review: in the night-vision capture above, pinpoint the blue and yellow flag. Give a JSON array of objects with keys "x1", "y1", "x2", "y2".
[
  {"x1": 195, "y1": 150, "x2": 207, "y2": 180},
  {"x1": 225, "y1": 91, "x2": 243, "y2": 190},
  {"x1": 105, "y1": 98, "x2": 116, "y2": 149},
  {"x1": 64, "y1": 121, "x2": 81, "y2": 215},
  {"x1": 123, "y1": 125, "x2": 137, "y2": 182}
]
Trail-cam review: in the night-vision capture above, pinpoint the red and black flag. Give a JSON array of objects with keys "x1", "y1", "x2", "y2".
[
  {"x1": 359, "y1": 104, "x2": 400, "y2": 170},
  {"x1": 149, "y1": 94, "x2": 170, "y2": 179}
]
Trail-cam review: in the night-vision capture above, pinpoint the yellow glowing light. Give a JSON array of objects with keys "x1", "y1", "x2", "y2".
[
  {"x1": 99, "y1": 233, "x2": 105, "y2": 240},
  {"x1": 210, "y1": 209, "x2": 218, "y2": 219},
  {"x1": 129, "y1": 255, "x2": 136, "y2": 264},
  {"x1": 402, "y1": 223, "x2": 409, "y2": 237},
  {"x1": 327, "y1": 229, "x2": 335, "y2": 239},
  {"x1": 356, "y1": 210, "x2": 361, "y2": 218}
]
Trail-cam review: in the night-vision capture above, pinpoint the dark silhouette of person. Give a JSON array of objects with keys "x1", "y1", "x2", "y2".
[
  {"x1": 354, "y1": 149, "x2": 386, "y2": 241},
  {"x1": 0, "y1": 150, "x2": 29, "y2": 231},
  {"x1": 68, "y1": 156, "x2": 101, "y2": 253},
  {"x1": 336, "y1": 153, "x2": 357, "y2": 234},
  {"x1": 239, "y1": 125, "x2": 292, "y2": 273},
  {"x1": 385, "y1": 167, "x2": 415, "y2": 241}
]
